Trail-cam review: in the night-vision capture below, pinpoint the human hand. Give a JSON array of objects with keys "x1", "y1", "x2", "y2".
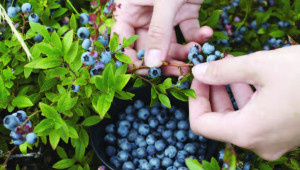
[
  {"x1": 189, "y1": 45, "x2": 300, "y2": 160},
  {"x1": 112, "y1": 0, "x2": 213, "y2": 75}
]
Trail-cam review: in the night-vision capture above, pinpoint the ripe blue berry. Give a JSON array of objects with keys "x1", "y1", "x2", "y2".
[
  {"x1": 71, "y1": 85, "x2": 80, "y2": 92},
  {"x1": 189, "y1": 45, "x2": 200, "y2": 54},
  {"x1": 125, "y1": 114, "x2": 135, "y2": 122},
  {"x1": 104, "y1": 133, "x2": 116, "y2": 144},
  {"x1": 120, "y1": 142, "x2": 132, "y2": 152},
  {"x1": 176, "y1": 142, "x2": 184, "y2": 150},
  {"x1": 21, "y1": 3, "x2": 32, "y2": 13},
  {"x1": 146, "y1": 134, "x2": 156, "y2": 145},
  {"x1": 77, "y1": 27, "x2": 90, "y2": 39},
  {"x1": 28, "y1": 13, "x2": 39, "y2": 23},
  {"x1": 149, "y1": 158, "x2": 160, "y2": 169},
  {"x1": 150, "y1": 106, "x2": 160, "y2": 115},
  {"x1": 81, "y1": 52, "x2": 96, "y2": 65},
  {"x1": 148, "y1": 68, "x2": 162, "y2": 78},
  {"x1": 105, "y1": 124, "x2": 115, "y2": 133},
  {"x1": 136, "y1": 147, "x2": 147, "y2": 158},
  {"x1": 138, "y1": 123, "x2": 150, "y2": 136},
  {"x1": 46, "y1": 26, "x2": 54, "y2": 32},
  {"x1": 188, "y1": 52, "x2": 198, "y2": 62},
  {"x1": 138, "y1": 159, "x2": 151, "y2": 169},
  {"x1": 119, "y1": 120, "x2": 131, "y2": 128},
  {"x1": 110, "y1": 156, "x2": 121, "y2": 168},
  {"x1": 192, "y1": 58, "x2": 201, "y2": 66},
  {"x1": 100, "y1": 51, "x2": 112, "y2": 64},
  {"x1": 125, "y1": 105, "x2": 134, "y2": 114},
  {"x1": 79, "y1": 13, "x2": 90, "y2": 24},
  {"x1": 122, "y1": 161, "x2": 135, "y2": 170},
  {"x1": 117, "y1": 125, "x2": 129, "y2": 137},
  {"x1": 198, "y1": 136, "x2": 207, "y2": 142},
  {"x1": 243, "y1": 162, "x2": 251, "y2": 170},
  {"x1": 7, "y1": 7, "x2": 17, "y2": 17},
  {"x1": 178, "y1": 167, "x2": 189, "y2": 170},
  {"x1": 137, "y1": 49, "x2": 145, "y2": 60},
  {"x1": 135, "y1": 135, "x2": 147, "y2": 147},
  {"x1": 134, "y1": 100, "x2": 144, "y2": 109},
  {"x1": 154, "y1": 139, "x2": 166, "y2": 152},
  {"x1": 3, "y1": 115, "x2": 19, "y2": 130},
  {"x1": 176, "y1": 150, "x2": 188, "y2": 163},
  {"x1": 218, "y1": 149, "x2": 225, "y2": 161},
  {"x1": 127, "y1": 129, "x2": 138, "y2": 142},
  {"x1": 148, "y1": 117, "x2": 159, "y2": 129},
  {"x1": 10, "y1": 130, "x2": 21, "y2": 140},
  {"x1": 167, "y1": 166, "x2": 177, "y2": 170},
  {"x1": 175, "y1": 130, "x2": 188, "y2": 142},
  {"x1": 137, "y1": 108, "x2": 150, "y2": 120},
  {"x1": 117, "y1": 150, "x2": 130, "y2": 162},
  {"x1": 106, "y1": 145, "x2": 116, "y2": 156},
  {"x1": 177, "y1": 120, "x2": 189, "y2": 130},
  {"x1": 162, "y1": 157, "x2": 173, "y2": 168},
  {"x1": 162, "y1": 129, "x2": 172, "y2": 139},
  {"x1": 33, "y1": 33, "x2": 43, "y2": 42},
  {"x1": 82, "y1": 39, "x2": 91, "y2": 49},
  {"x1": 178, "y1": 81, "x2": 190, "y2": 90},
  {"x1": 115, "y1": 60, "x2": 123, "y2": 68},
  {"x1": 26, "y1": 132, "x2": 37, "y2": 144},
  {"x1": 164, "y1": 146, "x2": 177, "y2": 158},
  {"x1": 202, "y1": 43, "x2": 215, "y2": 55},
  {"x1": 173, "y1": 160, "x2": 183, "y2": 168},
  {"x1": 175, "y1": 109, "x2": 186, "y2": 120},
  {"x1": 188, "y1": 129, "x2": 198, "y2": 141},
  {"x1": 98, "y1": 36, "x2": 108, "y2": 46},
  {"x1": 12, "y1": 139, "x2": 25, "y2": 146},
  {"x1": 12, "y1": 110, "x2": 27, "y2": 122},
  {"x1": 166, "y1": 136, "x2": 176, "y2": 145},
  {"x1": 147, "y1": 145, "x2": 156, "y2": 156},
  {"x1": 166, "y1": 120, "x2": 177, "y2": 130},
  {"x1": 207, "y1": 55, "x2": 218, "y2": 62},
  {"x1": 184, "y1": 143, "x2": 197, "y2": 154}
]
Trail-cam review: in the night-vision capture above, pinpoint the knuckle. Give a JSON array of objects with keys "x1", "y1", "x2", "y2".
[{"x1": 206, "y1": 63, "x2": 222, "y2": 81}]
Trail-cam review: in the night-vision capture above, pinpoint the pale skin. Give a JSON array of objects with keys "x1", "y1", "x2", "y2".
[{"x1": 112, "y1": 0, "x2": 300, "y2": 161}]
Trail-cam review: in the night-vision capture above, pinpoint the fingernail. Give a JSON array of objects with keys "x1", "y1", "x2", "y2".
[
  {"x1": 192, "y1": 63, "x2": 208, "y2": 76},
  {"x1": 145, "y1": 49, "x2": 163, "y2": 67}
]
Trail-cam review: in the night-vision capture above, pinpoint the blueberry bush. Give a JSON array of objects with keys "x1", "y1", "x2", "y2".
[{"x1": 0, "y1": 0, "x2": 299, "y2": 169}]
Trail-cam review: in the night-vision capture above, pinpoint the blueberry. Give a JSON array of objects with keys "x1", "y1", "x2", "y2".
[
  {"x1": 188, "y1": 52, "x2": 198, "y2": 62},
  {"x1": 133, "y1": 158, "x2": 139, "y2": 166},
  {"x1": 243, "y1": 162, "x2": 251, "y2": 170},
  {"x1": 198, "y1": 136, "x2": 207, "y2": 142},
  {"x1": 104, "y1": 133, "x2": 116, "y2": 144},
  {"x1": 245, "y1": 153, "x2": 255, "y2": 162},
  {"x1": 98, "y1": 36, "x2": 108, "y2": 46},
  {"x1": 115, "y1": 60, "x2": 123, "y2": 68},
  {"x1": 12, "y1": 110, "x2": 27, "y2": 122},
  {"x1": 46, "y1": 26, "x2": 54, "y2": 32},
  {"x1": 146, "y1": 134, "x2": 156, "y2": 145},
  {"x1": 77, "y1": 27, "x2": 90, "y2": 39},
  {"x1": 134, "y1": 100, "x2": 144, "y2": 109},
  {"x1": 173, "y1": 160, "x2": 183, "y2": 168},
  {"x1": 189, "y1": 45, "x2": 200, "y2": 54},
  {"x1": 188, "y1": 129, "x2": 198, "y2": 141},
  {"x1": 136, "y1": 147, "x2": 147, "y2": 158},
  {"x1": 138, "y1": 159, "x2": 151, "y2": 169},
  {"x1": 117, "y1": 151, "x2": 130, "y2": 162},
  {"x1": 33, "y1": 33, "x2": 43, "y2": 42},
  {"x1": 120, "y1": 142, "x2": 132, "y2": 152},
  {"x1": 12, "y1": 139, "x2": 25, "y2": 146},
  {"x1": 214, "y1": 51, "x2": 222, "y2": 58},
  {"x1": 147, "y1": 145, "x2": 156, "y2": 156},
  {"x1": 150, "y1": 107, "x2": 160, "y2": 116},
  {"x1": 122, "y1": 161, "x2": 135, "y2": 170},
  {"x1": 79, "y1": 13, "x2": 90, "y2": 24},
  {"x1": 176, "y1": 150, "x2": 188, "y2": 163},
  {"x1": 100, "y1": 51, "x2": 112, "y2": 64},
  {"x1": 162, "y1": 157, "x2": 173, "y2": 168},
  {"x1": 105, "y1": 124, "x2": 115, "y2": 134},
  {"x1": 154, "y1": 139, "x2": 166, "y2": 152},
  {"x1": 26, "y1": 132, "x2": 37, "y2": 144},
  {"x1": 125, "y1": 114, "x2": 134, "y2": 122},
  {"x1": 71, "y1": 85, "x2": 80, "y2": 92},
  {"x1": 125, "y1": 105, "x2": 134, "y2": 114},
  {"x1": 156, "y1": 113, "x2": 168, "y2": 124},
  {"x1": 199, "y1": 142, "x2": 207, "y2": 150},
  {"x1": 202, "y1": 43, "x2": 215, "y2": 55},
  {"x1": 10, "y1": 130, "x2": 21, "y2": 140},
  {"x1": 218, "y1": 149, "x2": 225, "y2": 161},
  {"x1": 7, "y1": 7, "x2": 17, "y2": 17},
  {"x1": 167, "y1": 166, "x2": 177, "y2": 170},
  {"x1": 148, "y1": 68, "x2": 162, "y2": 78},
  {"x1": 178, "y1": 81, "x2": 190, "y2": 90},
  {"x1": 174, "y1": 109, "x2": 186, "y2": 120},
  {"x1": 82, "y1": 39, "x2": 91, "y2": 49},
  {"x1": 138, "y1": 108, "x2": 150, "y2": 120},
  {"x1": 263, "y1": 45, "x2": 270, "y2": 50},
  {"x1": 276, "y1": 39, "x2": 284, "y2": 47},
  {"x1": 166, "y1": 136, "x2": 176, "y2": 145},
  {"x1": 21, "y1": 3, "x2": 32, "y2": 13},
  {"x1": 28, "y1": 13, "x2": 39, "y2": 23},
  {"x1": 162, "y1": 130, "x2": 172, "y2": 139},
  {"x1": 177, "y1": 120, "x2": 189, "y2": 130},
  {"x1": 175, "y1": 130, "x2": 188, "y2": 142},
  {"x1": 178, "y1": 167, "x2": 188, "y2": 170},
  {"x1": 3, "y1": 115, "x2": 19, "y2": 130},
  {"x1": 135, "y1": 136, "x2": 147, "y2": 147},
  {"x1": 222, "y1": 163, "x2": 229, "y2": 169},
  {"x1": 119, "y1": 120, "x2": 131, "y2": 128},
  {"x1": 90, "y1": 61, "x2": 105, "y2": 76},
  {"x1": 184, "y1": 143, "x2": 197, "y2": 154},
  {"x1": 119, "y1": 113, "x2": 126, "y2": 119},
  {"x1": 148, "y1": 117, "x2": 159, "y2": 129},
  {"x1": 175, "y1": 142, "x2": 184, "y2": 150},
  {"x1": 149, "y1": 158, "x2": 160, "y2": 169},
  {"x1": 164, "y1": 146, "x2": 177, "y2": 158},
  {"x1": 110, "y1": 156, "x2": 121, "y2": 168},
  {"x1": 81, "y1": 52, "x2": 96, "y2": 65},
  {"x1": 137, "y1": 49, "x2": 145, "y2": 60},
  {"x1": 157, "y1": 125, "x2": 165, "y2": 133},
  {"x1": 138, "y1": 124, "x2": 150, "y2": 136},
  {"x1": 128, "y1": 129, "x2": 138, "y2": 142},
  {"x1": 106, "y1": 145, "x2": 116, "y2": 156},
  {"x1": 118, "y1": 125, "x2": 129, "y2": 137},
  {"x1": 133, "y1": 121, "x2": 140, "y2": 130}
]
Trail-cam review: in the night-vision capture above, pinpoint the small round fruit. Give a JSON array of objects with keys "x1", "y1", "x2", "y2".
[
  {"x1": 12, "y1": 110, "x2": 27, "y2": 122},
  {"x1": 202, "y1": 43, "x2": 215, "y2": 55},
  {"x1": 100, "y1": 51, "x2": 112, "y2": 64},
  {"x1": 137, "y1": 49, "x2": 145, "y2": 60},
  {"x1": 28, "y1": 13, "x2": 39, "y2": 23},
  {"x1": 148, "y1": 68, "x2": 162, "y2": 78},
  {"x1": 21, "y1": 3, "x2": 32, "y2": 13},
  {"x1": 82, "y1": 39, "x2": 91, "y2": 49},
  {"x1": 3, "y1": 115, "x2": 19, "y2": 130},
  {"x1": 81, "y1": 52, "x2": 96, "y2": 65},
  {"x1": 71, "y1": 85, "x2": 80, "y2": 92},
  {"x1": 7, "y1": 7, "x2": 17, "y2": 17},
  {"x1": 77, "y1": 27, "x2": 90, "y2": 39},
  {"x1": 33, "y1": 33, "x2": 43, "y2": 43},
  {"x1": 79, "y1": 13, "x2": 90, "y2": 24},
  {"x1": 98, "y1": 36, "x2": 108, "y2": 46},
  {"x1": 26, "y1": 132, "x2": 37, "y2": 144}
]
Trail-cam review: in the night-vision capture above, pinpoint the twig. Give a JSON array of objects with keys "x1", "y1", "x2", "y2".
[
  {"x1": 136, "y1": 75, "x2": 155, "y2": 86},
  {"x1": 162, "y1": 62, "x2": 193, "y2": 67},
  {"x1": 0, "y1": 151, "x2": 10, "y2": 159},
  {"x1": 1, "y1": 146, "x2": 17, "y2": 166},
  {"x1": 127, "y1": 66, "x2": 148, "y2": 73},
  {"x1": 21, "y1": 110, "x2": 41, "y2": 127}
]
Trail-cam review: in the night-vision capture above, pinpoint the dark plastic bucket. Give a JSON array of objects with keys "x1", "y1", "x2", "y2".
[{"x1": 90, "y1": 86, "x2": 220, "y2": 169}]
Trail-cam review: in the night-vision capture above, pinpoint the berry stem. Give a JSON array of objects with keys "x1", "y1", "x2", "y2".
[
  {"x1": 136, "y1": 75, "x2": 155, "y2": 86},
  {"x1": 1, "y1": 146, "x2": 17, "y2": 167},
  {"x1": 21, "y1": 110, "x2": 41, "y2": 127}
]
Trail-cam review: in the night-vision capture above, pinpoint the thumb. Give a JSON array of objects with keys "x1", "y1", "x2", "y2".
[
  {"x1": 192, "y1": 54, "x2": 263, "y2": 85},
  {"x1": 145, "y1": 0, "x2": 185, "y2": 67}
]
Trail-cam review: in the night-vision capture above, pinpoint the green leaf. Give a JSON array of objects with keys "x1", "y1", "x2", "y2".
[
  {"x1": 19, "y1": 142, "x2": 28, "y2": 155},
  {"x1": 65, "y1": 41, "x2": 79, "y2": 64},
  {"x1": 29, "y1": 22, "x2": 50, "y2": 42},
  {"x1": 224, "y1": 143, "x2": 237, "y2": 170},
  {"x1": 49, "y1": 67, "x2": 69, "y2": 78},
  {"x1": 85, "y1": 85, "x2": 93, "y2": 98},
  {"x1": 49, "y1": 129, "x2": 61, "y2": 150},
  {"x1": 34, "y1": 119, "x2": 54, "y2": 133},
  {"x1": 269, "y1": 30, "x2": 286, "y2": 38},
  {"x1": 40, "y1": 79, "x2": 58, "y2": 92},
  {"x1": 51, "y1": 31, "x2": 62, "y2": 50},
  {"x1": 56, "y1": 146, "x2": 68, "y2": 159},
  {"x1": 70, "y1": 14, "x2": 77, "y2": 31},
  {"x1": 213, "y1": 31, "x2": 229, "y2": 40},
  {"x1": 170, "y1": 88, "x2": 188, "y2": 102},
  {"x1": 33, "y1": 58, "x2": 62, "y2": 69},
  {"x1": 52, "y1": 159, "x2": 75, "y2": 169},
  {"x1": 73, "y1": 78, "x2": 87, "y2": 85},
  {"x1": 123, "y1": 35, "x2": 139, "y2": 48},
  {"x1": 114, "y1": 74, "x2": 131, "y2": 91},
  {"x1": 109, "y1": 33, "x2": 119, "y2": 52},
  {"x1": 162, "y1": 78, "x2": 172, "y2": 89},
  {"x1": 35, "y1": 43, "x2": 58, "y2": 57},
  {"x1": 12, "y1": 96, "x2": 33, "y2": 108},
  {"x1": 75, "y1": 141, "x2": 85, "y2": 161},
  {"x1": 103, "y1": 64, "x2": 115, "y2": 90},
  {"x1": 133, "y1": 78, "x2": 144, "y2": 87},
  {"x1": 105, "y1": 18, "x2": 115, "y2": 28},
  {"x1": 52, "y1": 8, "x2": 68, "y2": 18},
  {"x1": 39, "y1": 103, "x2": 60, "y2": 120},
  {"x1": 95, "y1": 76, "x2": 106, "y2": 92},
  {"x1": 79, "y1": 128, "x2": 89, "y2": 147},
  {"x1": 115, "y1": 54, "x2": 132, "y2": 64},
  {"x1": 57, "y1": 92, "x2": 78, "y2": 112},
  {"x1": 259, "y1": 163, "x2": 273, "y2": 170},
  {"x1": 182, "y1": 89, "x2": 196, "y2": 98},
  {"x1": 82, "y1": 116, "x2": 101, "y2": 126},
  {"x1": 185, "y1": 158, "x2": 204, "y2": 170},
  {"x1": 68, "y1": 126, "x2": 79, "y2": 139},
  {"x1": 97, "y1": 94, "x2": 112, "y2": 119},
  {"x1": 158, "y1": 94, "x2": 171, "y2": 108},
  {"x1": 62, "y1": 30, "x2": 74, "y2": 54},
  {"x1": 206, "y1": 10, "x2": 222, "y2": 27},
  {"x1": 115, "y1": 64, "x2": 128, "y2": 76},
  {"x1": 115, "y1": 91, "x2": 135, "y2": 100}
]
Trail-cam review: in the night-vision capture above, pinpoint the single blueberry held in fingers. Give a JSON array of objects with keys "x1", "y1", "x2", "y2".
[
  {"x1": 189, "y1": 45, "x2": 200, "y2": 54},
  {"x1": 137, "y1": 49, "x2": 145, "y2": 60},
  {"x1": 148, "y1": 68, "x2": 162, "y2": 78}
]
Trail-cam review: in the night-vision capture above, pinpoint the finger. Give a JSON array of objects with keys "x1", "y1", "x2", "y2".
[
  {"x1": 210, "y1": 85, "x2": 234, "y2": 112},
  {"x1": 189, "y1": 79, "x2": 239, "y2": 142},
  {"x1": 144, "y1": 0, "x2": 185, "y2": 67},
  {"x1": 192, "y1": 54, "x2": 263, "y2": 85},
  {"x1": 168, "y1": 42, "x2": 201, "y2": 61},
  {"x1": 230, "y1": 84, "x2": 254, "y2": 109},
  {"x1": 179, "y1": 19, "x2": 213, "y2": 43},
  {"x1": 161, "y1": 60, "x2": 190, "y2": 76}
]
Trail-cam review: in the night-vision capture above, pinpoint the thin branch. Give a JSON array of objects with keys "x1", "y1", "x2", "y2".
[
  {"x1": 127, "y1": 66, "x2": 148, "y2": 73},
  {"x1": 1, "y1": 146, "x2": 17, "y2": 167},
  {"x1": 21, "y1": 110, "x2": 41, "y2": 127},
  {"x1": 136, "y1": 75, "x2": 155, "y2": 86}
]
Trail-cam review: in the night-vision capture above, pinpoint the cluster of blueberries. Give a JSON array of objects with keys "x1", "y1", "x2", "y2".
[
  {"x1": 3, "y1": 110, "x2": 37, "y2": 145},
  {"x1": 262, "y1": 37, "x2": 290, "y2": 50},
  {"x1": 103, "y1": 100, "x2": 209, "y2": 170},
  {"x1": 188, "y1": 43, "x2": 222, "y2": 66}
]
